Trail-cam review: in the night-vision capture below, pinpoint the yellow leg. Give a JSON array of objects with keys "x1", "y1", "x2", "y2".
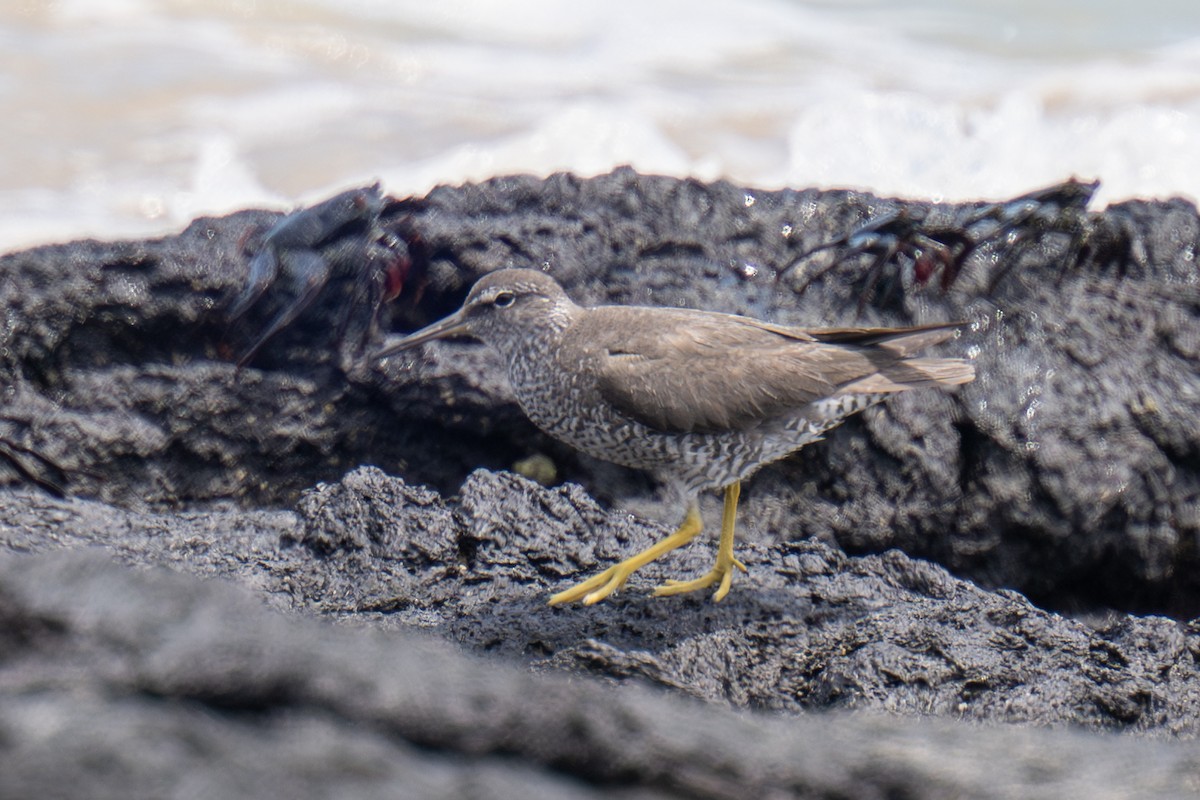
[
  {"x1": 652, "y1": 481, "x2": 747, "y2": 602},
  {"x1": 548, "y1": 502, "x2": 703, "y2": 606}
]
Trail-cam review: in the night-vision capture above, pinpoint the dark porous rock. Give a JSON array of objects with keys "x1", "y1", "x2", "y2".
[
  {"x1": 2, "y1": 170, "x2": 1200, "y2": 795},
  {"x1": 4, "y1": 466, "x2": 1200, "y2": 740},
  {"x1": 1, "y1": 547, "x2": 1198, "y2": 800}
]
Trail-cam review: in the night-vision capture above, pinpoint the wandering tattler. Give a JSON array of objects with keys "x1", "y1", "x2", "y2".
[{"x1": 377, "y1": 269, "x2": 974, "y2": 605}]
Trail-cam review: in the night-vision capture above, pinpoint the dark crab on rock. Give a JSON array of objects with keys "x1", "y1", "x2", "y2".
[
  {"x1": 227, "y1": 183, "x2": 426, "y2": 370},
  {"x1": 784, "y1": 178, "x2": 1148, "y2": 311}
]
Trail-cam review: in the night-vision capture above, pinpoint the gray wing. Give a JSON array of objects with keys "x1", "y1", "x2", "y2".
[{"x1": 582, "y1": 307, "x2": 915, "y2": 434}]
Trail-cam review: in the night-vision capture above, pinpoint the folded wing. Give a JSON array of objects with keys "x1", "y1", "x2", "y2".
[{"x1": 583, "y1": 308, "x2": 973, "y2": 434}]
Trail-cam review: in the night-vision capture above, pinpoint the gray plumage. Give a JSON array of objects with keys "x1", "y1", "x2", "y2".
[
  {"x1": 377, "y1": 268, "x2": 974, "y2": 604},
  {"x1": 379, "y1": 268, "x2": 972, "y2": 492}
]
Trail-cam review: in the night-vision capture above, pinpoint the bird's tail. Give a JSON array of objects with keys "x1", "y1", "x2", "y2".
[
  {"x1": 809, "y1": 322, "x2": 963, "y2": 356},
  {"x1": 840, "y1": 357, "x2": 975, "y2": 394}
]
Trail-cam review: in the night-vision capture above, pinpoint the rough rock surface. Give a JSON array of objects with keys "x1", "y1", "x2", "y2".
[
  {"x1": 2, "y1": 170, "x2": 1200, "y2": 796},
  {"x1": 2, "y1": 547, "x2": 1198, "y2": 800}
]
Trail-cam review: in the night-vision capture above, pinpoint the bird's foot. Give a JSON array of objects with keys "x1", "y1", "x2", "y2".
[
  {"x1": 652, "y1": 553, "x2": 747, "y2": 602},
  {"x1": 548, "y1": 502, "x2": 706, "y2": 607},
  {"x1": 548, "y1": 562, "x2": 639, "y2": 606}
]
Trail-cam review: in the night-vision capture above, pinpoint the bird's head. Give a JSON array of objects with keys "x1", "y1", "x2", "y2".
[{"x1": 375, "y1": 268, "x2": 576, "y2": 361}]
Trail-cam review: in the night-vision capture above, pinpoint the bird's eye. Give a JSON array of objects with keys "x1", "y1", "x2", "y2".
[{"x1": 492, "y1": 291, "x2": 516, "y2": 308}]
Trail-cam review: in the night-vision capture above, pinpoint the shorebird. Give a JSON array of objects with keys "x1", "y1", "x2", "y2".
[{"x1": 377, "y1": 269, "x2": 974, "y2": 605}]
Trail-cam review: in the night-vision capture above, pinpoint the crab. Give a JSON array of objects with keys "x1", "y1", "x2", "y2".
[
  {"x1": 784, "y1": 178, "x2": 1145, "y2": 310},
  {"x1": 228, "y1": 182, "x2": 421, "y2": 369},
  {"x1": 783, "y1": 206, "x2": 973, "y2": 312}
]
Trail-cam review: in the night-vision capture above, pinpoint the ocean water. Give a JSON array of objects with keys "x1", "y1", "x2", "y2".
[{"x1": 2, "y1": 0, "x2": 1199, "y2": 251}]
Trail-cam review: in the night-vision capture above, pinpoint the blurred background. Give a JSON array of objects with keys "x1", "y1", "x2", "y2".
[{"x1": 2, "y1": 0, "x2": 1199, "y2": 251}]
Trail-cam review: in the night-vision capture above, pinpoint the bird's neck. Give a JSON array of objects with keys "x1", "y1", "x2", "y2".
[
  {"x1": 497, "y1": 304, "x2": 577, "y2": 404},
  {"x1": 503, "y1": 305, "x2": 573, "y2": 365}
]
